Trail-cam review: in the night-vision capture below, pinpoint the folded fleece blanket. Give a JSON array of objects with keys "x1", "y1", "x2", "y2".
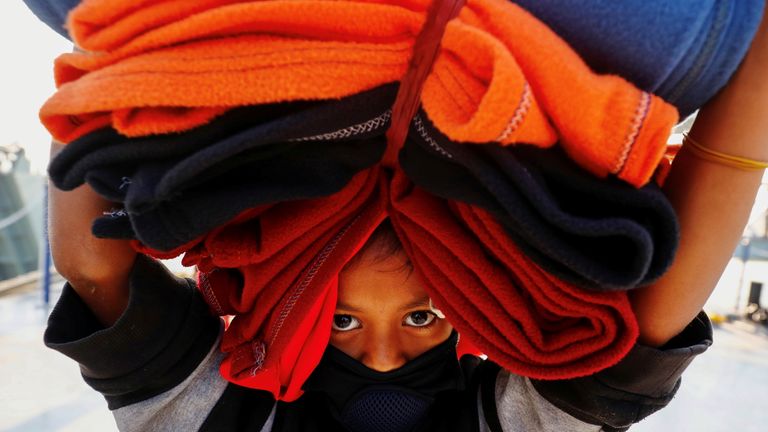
[
  {"x1": 22, "y1": 0, "x2": 80, "y2": 39},
  {"x1": 48, "y1": 85, "x2": 394, "y2": 249},
  {"x1": 136, "y1": 166, "x2": 638, "y2": 402},
  {"x1": 49, "y1": 90, "x2": 679, "y2": 290},
  {"x1": 26, "y1": 0, "x2": 761, "y2": 120},
  {"x1": 400, "y1": 115, "x2": 679, "y2": 290},
  {"x1": 512, "y1": 0, "x2": 765, "y2": 118},
  {"x1": 41, "y1": 0, "x2": 678, "y2": 187}
]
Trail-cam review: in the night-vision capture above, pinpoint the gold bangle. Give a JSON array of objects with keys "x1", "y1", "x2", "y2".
[{"x1": 682, "y1": 133, "x2": 768, "y2": 171}]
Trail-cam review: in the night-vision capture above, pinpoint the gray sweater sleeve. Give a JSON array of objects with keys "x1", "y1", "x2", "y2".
[
  {"x1": 487, "y1": 312, "x2": 712, "y2": 432},
  {"x1": 110, "y1": 330, "x2": 229, "y2": 431}
]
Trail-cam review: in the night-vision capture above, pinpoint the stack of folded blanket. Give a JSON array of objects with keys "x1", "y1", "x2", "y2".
[
  {"x1": 37, "y1": 0, "x2": 764, "y2": 402},
  {"x1": 26, "y1": 0, "x2": 764, "y2": 118},
  {"x1": 44, "y1": 0, "x2": 682, "y2": 187}
]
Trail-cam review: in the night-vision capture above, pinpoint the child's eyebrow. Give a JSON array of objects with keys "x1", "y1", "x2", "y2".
[
  {"x1": 335, "y1": 301, "x2": 363, "y2": 312},
  {"x1": 334, "y1": 296, "x2": 431, "y2": 313},
  {"x1": 400, "y1": 296, "x2": 431, "y2": 311}
]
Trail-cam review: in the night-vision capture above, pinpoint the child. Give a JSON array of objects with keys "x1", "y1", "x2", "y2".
[{"x1": 44, "y1": 9, "x2": 768, "y2": 432}]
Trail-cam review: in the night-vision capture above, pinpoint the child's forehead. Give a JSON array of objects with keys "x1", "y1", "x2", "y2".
[
  {"x1": 338, "y1": 252, "x2": 424, "y2": 307},
  {"x1": 345, "y1": 219, "x2": 409, "y2": 266},
  {"x1": 341, "y1": 251, "x2": 413, "y2": 286}
]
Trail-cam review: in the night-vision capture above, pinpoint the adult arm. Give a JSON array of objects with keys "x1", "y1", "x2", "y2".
[
  {"x1": 630, "y1": 7, "x2": 768, "y2": 347},
  {"x1": 48, "y1": 141, "x2": 137, "y2": 326}
]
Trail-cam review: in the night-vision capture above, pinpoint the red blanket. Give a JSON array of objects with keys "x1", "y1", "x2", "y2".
[{"x1": 137, "y1": 167, "x2": 638, "y2": 401}]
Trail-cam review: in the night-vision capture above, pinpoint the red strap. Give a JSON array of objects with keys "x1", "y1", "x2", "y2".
[{"x1": 383, "y1": 0, "x2": 466, "y2": 168}]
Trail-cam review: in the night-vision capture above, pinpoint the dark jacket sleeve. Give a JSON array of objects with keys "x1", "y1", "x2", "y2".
[
  {"x1": 530, "y1": 311, "x2": 713, "y2": 432},
  {"x1": 44, "y1": 255, "x2": 221, "y2": 410}
]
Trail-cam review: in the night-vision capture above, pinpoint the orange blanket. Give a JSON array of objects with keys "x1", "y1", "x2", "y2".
[{"x1": 42, "y1": 0, "x2": 678, "y2": 187}]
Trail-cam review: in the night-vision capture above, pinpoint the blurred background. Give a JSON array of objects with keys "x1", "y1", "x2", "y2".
[{"x1": 1, "y1": 2, "x2": 766, "y2": 431}]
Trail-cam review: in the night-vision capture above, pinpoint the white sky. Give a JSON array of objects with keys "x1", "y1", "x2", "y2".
[{"x1": 0, "y1": 3, "x2": 73, "y2": 174}]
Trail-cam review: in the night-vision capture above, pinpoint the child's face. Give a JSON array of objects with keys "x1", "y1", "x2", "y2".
[{"x1": 329, "y1": 250, "x2": 453, "y2": 372}]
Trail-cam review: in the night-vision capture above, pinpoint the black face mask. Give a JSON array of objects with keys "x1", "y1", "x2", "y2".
[{"x1": 302, "y1": 332, "x2": 465, "y2": 432}]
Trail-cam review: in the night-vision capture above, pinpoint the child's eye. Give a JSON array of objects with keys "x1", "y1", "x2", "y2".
[
  {"x1": 404, "y1": 311, "x2": 436, "y2": 327},
  {"x1": 332, "y1": 314, "x2": 361, "y2": 332}
]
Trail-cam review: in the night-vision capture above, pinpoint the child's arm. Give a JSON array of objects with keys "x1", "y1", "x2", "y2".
[
  {"x1": 501, "y1": 12, "x2": 768, "y2": 432},
  {"x1": 45, "y1": 150, "x2": 248, "y2": 429},
  {"x1": 631, "y1": 9, "x2": 768, "y2": 347},
  {"x1": 48, "y1": 141, "x2": 137, "y2": 326}
]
